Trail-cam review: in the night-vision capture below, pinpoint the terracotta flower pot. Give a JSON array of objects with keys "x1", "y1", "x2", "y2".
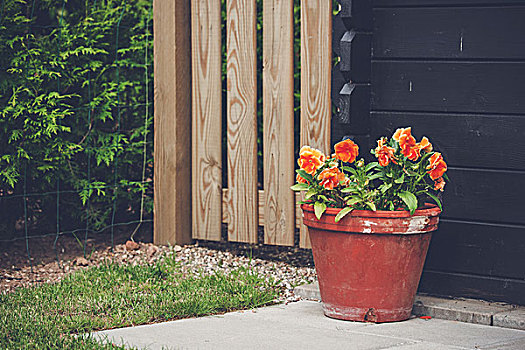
[{"x1": 301, "y1": 203, "x2": 441, "y2": 323}]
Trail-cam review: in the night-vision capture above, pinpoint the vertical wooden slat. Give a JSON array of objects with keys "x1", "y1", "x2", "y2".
[
  {"x1": 262, "y1": 0, "x2": 295, "y2": 246},
  {"x1": 191, "y1": 0, "x2": 223, "y2": 240},
  {"x1": 300, "y1": 0, "x2": 332, "y2": 248},
  {"x1": 226, "y1": 0, "x2": 258, "y2": 243},
  {"x1": 153, "y1": 0, "x2": 192, "y2": 245}
]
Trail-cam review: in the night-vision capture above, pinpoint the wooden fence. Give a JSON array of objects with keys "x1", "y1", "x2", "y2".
[{"x1": 153, "y1": 0, "x2": 332, "y2": 248}]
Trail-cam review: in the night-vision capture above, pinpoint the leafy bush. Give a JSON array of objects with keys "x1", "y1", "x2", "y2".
[
  {"x1": 0, "y1": 0, "x2": 306, "y2": 240},
  {"x1": 0, "y1": 0, "x2": 153, "y2": 238}
]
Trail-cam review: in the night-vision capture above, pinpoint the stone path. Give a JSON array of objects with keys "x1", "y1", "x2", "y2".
[{"x1": 93, "y1": 301, "x2": 525, "y2": 349}]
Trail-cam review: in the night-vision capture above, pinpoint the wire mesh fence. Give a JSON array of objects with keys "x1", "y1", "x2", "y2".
[{"x1": 0, "y1": 0, "x2": 153, "y2": 270}]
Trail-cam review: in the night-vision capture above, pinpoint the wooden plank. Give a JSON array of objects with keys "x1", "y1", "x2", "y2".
[
  {"x1": 426, "y1": 220, "x2": 525, "y2": 280},
  {"x1": 300, "y1": 0, "x2": 332, "y2": 248},
  {"x1": 222, "y1": 189, "x2": 302, "y2": 229},
  {"x1": 226, "y1": 0, "x2": 258, "y2": 243},
  {"x1": 371, "y1": 112, "x2": 525, "y2": 170},
  {"x1": 373, "y1": 7, "x2": 525, "y2": 59},
  {"x1": 442, "y1": 169, "x2": 525, "y2": 225},
  {"x1": 191, "y1": 0, "x2": 223, "y2": 241},
  {"x1": 262, "y1": 0, "x2": 295, "y2": 246},
  {"x1": 153, "y1": 0, "x2": 192, "y2": 245},
  {"x1": 419, "y1": 270, "x2": 525, "y2": 305},
  {"x1": 371, "y1": 62, "x2": 525, "y2": 115}
]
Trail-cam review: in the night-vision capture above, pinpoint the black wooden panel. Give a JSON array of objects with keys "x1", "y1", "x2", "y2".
[
  {"x1": 371, "y1": 112, "x2": 525, "y2": 170},
  {"x1": 340, "y1": 31, "x2": 371, "y2": 83},
  {"x1": 442, "y1": 169, "x2": 525, "y2": 225},
  {"x1": 334, "y1": 83, "x2": 371, "y2": 134},
  {"x1": 371, "y1": 62, "x2": 525, "y2": 114},
  {"x1": 373, "y1": 7, "x2": 525, "y2": 59},
  {"x1": 338, "y1": 0, "x2": 373, "y2": 31},
  {"x1": 332, "y1": 14, "x2": 346, "y2": 57},
  {"x1": 331, "y1": 65, "x2": 347, "y2": 104},
  {"x1": 426, "y1": 220, "x2": 525, "y2": 280},
  {"x1": 373, "y1": 0, "x2": 525, "y2": 7},
  {"x1": 418, "y1": 270, "x2": 525, "y2": 304}
]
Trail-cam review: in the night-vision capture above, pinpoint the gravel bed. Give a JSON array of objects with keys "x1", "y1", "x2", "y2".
[{"x1": 0, "y1": 241, "x2": 317, "y2": 303}]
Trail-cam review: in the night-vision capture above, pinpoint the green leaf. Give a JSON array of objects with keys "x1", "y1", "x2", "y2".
[
  {"x1": 340, "y1": 187, "x2": 355, "y2": 193},
  {"x1": 290, "y1": 183, "x2": 309, "y2": 191},
  {"x1": 426, "y1": 192, "x2": 443, "y2": 211},
  {"x1": 398, "y1": 191, "x2": 418, "y2": 215},
  {"x1": 345, "y1": 197, "x2": 361, "y2": 206},
  {"x1": 365, "y1": 162, "x2": 379, "y2": 172},
  {"x1": 335, "y1": 207, "x2": 354, "y2": 222},
  {"x1": 379, "y1": 183, "x2": 392, "y2": 193},
  {"x1": 394, "y1": 174, "x2": 405, "y2": 184},
  {"x1": 368, "y1": 173, "x2": 383, "y2": 181},
  {"x1": 305, "y1": 188, "x2": 317, "y2": 200},
  {"x1": 342, "y1": 166, "x2": 358, "y2": 176},
  {"x1": 366, "y1": 202, "x2": 377, "y2": 211},
  {"x1": 296, "y1": 169, "x2": 315, "y2": 183},
  {"x1": 314, "y1": 201, "x2": 327, "y2": 220},
  {"x1": 318, "y1": 195, "x2": 329, "y2": 202}
]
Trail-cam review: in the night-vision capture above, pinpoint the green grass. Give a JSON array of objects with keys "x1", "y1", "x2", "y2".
[{"x1": 0, "y1": 252, "x2": 279, "y2": 349}]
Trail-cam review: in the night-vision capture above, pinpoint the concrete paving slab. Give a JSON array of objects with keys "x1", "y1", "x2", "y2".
[
  {"x1": 493, "y1": 308, "x2": 525, "y2": 330},
  {"x1": 478, "y1": 337, "x2": 525, "y2": 350},
  {"x1": 93, "y1": 301, "x2": 525, "y2": 350},
  {"x1": 356, "y1": 317, "x2": 525, "y2": 349},
  {"x1": 294, "y1": 282, "x2": 524, "y2": 329},
  {"x1": 412, "y1": 295, "x2": 513, "y2": 326}
]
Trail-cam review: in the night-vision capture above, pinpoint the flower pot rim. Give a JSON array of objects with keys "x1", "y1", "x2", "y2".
[{"x1": 300, "y1": 202, "x2": 441, "y2": 218}]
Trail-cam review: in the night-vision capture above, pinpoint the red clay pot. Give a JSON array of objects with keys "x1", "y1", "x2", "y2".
[{"x1": 302, "y1": 203, "x2": 441, "y2": 323}]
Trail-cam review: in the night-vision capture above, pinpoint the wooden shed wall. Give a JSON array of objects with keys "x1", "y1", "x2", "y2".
[{"x1": 333, "y1": 0, "x2": 525, "y2": 304}]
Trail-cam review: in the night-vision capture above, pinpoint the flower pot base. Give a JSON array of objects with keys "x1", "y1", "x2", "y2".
[{"x1": 322, "y1": 304, "x2": 413, "y2": 323}]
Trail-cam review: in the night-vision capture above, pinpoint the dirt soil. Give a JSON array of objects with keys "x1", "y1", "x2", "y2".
[{"x1": 0, "y1": 224, "x2": 314, "y2": 294}]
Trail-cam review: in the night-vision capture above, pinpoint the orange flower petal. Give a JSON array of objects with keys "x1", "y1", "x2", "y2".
[
  {"x1": 427, "y1": 153, "x2": 448, "y2": 180},
  {"x1": 334, "y1": 139, "x2": 359, "y2": 163},
  {"x1": 298, "y1": 146, "x2": 326, "y2": 174},
  {"x1": 318, "y1": 167, "x2": 344, "y2": 190},
  {"x1": 418, "y1": 136, "x2": 433, "y2": 153}
]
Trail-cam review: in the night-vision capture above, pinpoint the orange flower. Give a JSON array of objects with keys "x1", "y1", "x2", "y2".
[
  {"x1": 404, "y1": 146, "x2": 421, "y2": 161},
  {"x1": 374, "y1": 138, "x2": 396, "y2": 166},
  {"x1": 434, "y1": 177, "x2": 446, "y2": 192},
  {"x1": 334, "y1": 139, "x2": 359, "y2": 163},
  {"x1": 393, "y1": 127, "x2": 412, "y2": 142},
  {"x1": 298, "y1": 146, "x2": 326, "y2": 174},
  {"x1": 427, "y1": 153, "x2": 447, "y2": 180},
  {"x1": 393, "y1": 127, "x2": 420, "y2": 161},
  {"x1": 418, "y1": 136, "x2": 433, "y2": 153},
  {"x1": 296, "y1": 174, "x2": 308, "y2": 184},
  {"x1": 317, "y1": 167, "x2": 345, "y2": 190}
]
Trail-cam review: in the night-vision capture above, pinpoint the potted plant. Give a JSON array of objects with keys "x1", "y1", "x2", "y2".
[{"x1": 292, "y1": 127, "x2": 448, "y2": 323}]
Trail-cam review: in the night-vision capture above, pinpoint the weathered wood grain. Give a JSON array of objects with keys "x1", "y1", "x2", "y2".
[
  {"x1": 419, "y1": 270, "x2": 525, "y2": 306},
  {"x1": 373, "y1": 7, "x2": 525, "y2": 59},
  {"x1": 222, "y1": 189, "x2": 302, "y2": 229},
  {"x1": 262, "y1": 0, "x2": 295, "y2": 246},
  {"x1": 371, "y1": 112, "x2": 525, "y2": 170},
  {"x1": 371, "y1": 62, "x2": 525, "y2": 115},
  {"x1": 299, "y1": 0, "x2": 332, "y2": 248},
  {"x1": 426, "y1": 219, "x2": 525, "y2": 280},
  {"x1": 226, "y1": 0, "x2": 258, "y2": 243},
  {"x1": 153, "y1": 0, "x2": 192, "y2": 245},
  {"x1": 441, "y1": 168, "x2": 525, "y2": 225},
  {"x1": 191, "y1": 0, "x2": 223, "y2": 241}
]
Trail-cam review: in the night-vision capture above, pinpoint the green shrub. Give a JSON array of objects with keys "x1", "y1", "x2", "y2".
[{"x1": 0, "y1": 0, "x2": 153, "y2": 237}]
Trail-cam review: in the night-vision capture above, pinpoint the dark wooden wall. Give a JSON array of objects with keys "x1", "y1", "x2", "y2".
[{"x1": 333, "y1": 0, "x2": 525, "y2": 304}]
